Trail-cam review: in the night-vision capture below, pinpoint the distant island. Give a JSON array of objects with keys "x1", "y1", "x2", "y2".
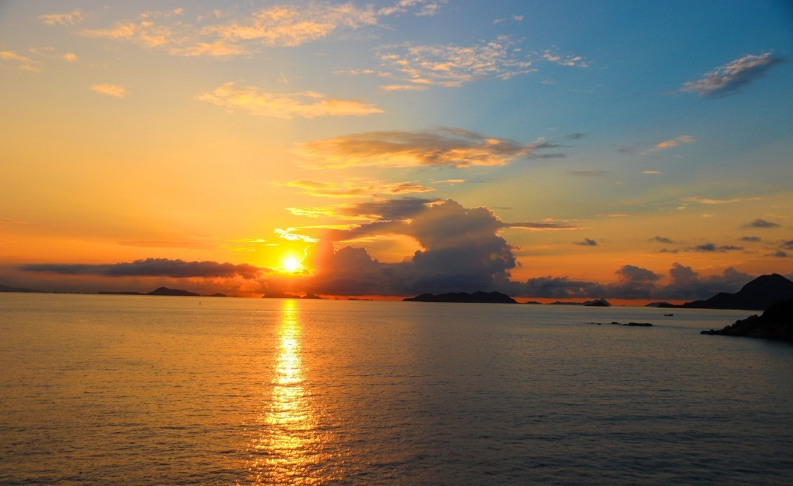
[
  {"x1": 683, "y1": 274, "x2": 793, "y2": 311},
  {"x1": 701, "y1": 298, "x2": 793, "y2": 341},
  {"x1": 0, "y1": 283, "x2": 46, "y2": 293},
  {"x1": 404, "y1": 291, "x2": 517, "y2": 304},
  {"x1": 147, "y1": 287, "x2": 201, "y2": 297}
]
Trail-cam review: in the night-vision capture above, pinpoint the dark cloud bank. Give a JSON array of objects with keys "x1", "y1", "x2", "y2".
[{"x1": 17, "y1": 200, "x2": 762, "y2": 300}]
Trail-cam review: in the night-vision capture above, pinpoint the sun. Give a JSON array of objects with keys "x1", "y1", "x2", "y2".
[{"x1": 283, "y1": 256, "x2": 302, "y2": 273}]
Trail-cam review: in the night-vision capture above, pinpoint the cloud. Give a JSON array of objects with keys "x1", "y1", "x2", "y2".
[
  {"x1": 541, "y1": 49, "x2": 588, "y2": 68},
  {"x1": 649, "y1": 235, "x2": 675, "y2": 244},
  {"x1": 767, "y1": 251, "x2": 789, "y2": 258},
  {"x1": 743, "y1": 218, "x2": 780, "y2": 228},
  {"x1": 0, "y1": 51, "x2": 39, "y2": 72},
  {"x1": 739, "y1": 236, "x2": 761, "y2": 242},
  {"x1": 643, "y1": 170, "x2": 663, "y2": 175},
  {"x1": 643, "y1": 135, "x2": 696, "y2": 154},
  {"x1": 91, "y1": 84, "x2": 126, "y2": 98},
  {"x1": 284, "y1": 179, "x2": 435, "y2": 198},
  {"x1": 575, "y1": 238, "x2": 598, "y2": 246},
  {"x1": 273, "y1": 199, "x2": 578, "y2": 295},
  {"x1": 655, "y1": 263, "x2": 752, "y2": 300},
  {"x1": 39, "y1": 10, "x2": 83, "y2": 26},
  {"x1": 296, "y1": 128, "x2": 547, "y2": 169},
  {"x1": 680, "y1": 52, "x2": 785, "y2": 98},
  {"x1": 376, "y1": 36, "x2": 535, "y2": 88},
  {"x1": 195, "y1": 82, "x2": 382, "y2": 118},
  {"x1": 693, "y1": 243, "x2": 744, "y2": 252},
  {"x1": 74, "y1": 2, "x2": 442, "y2": 57},
  {"x1": 782, "y1": 240, "x2": 793, "y2": 250},
  {"x1": 19, "y1": 258, "x2": 261, "y2": 279},
  {"x1": 683, "y1": 196, "x2": 761, "y2": 205},
  {"x1": 379, "y1": 84, "x2": 429, "y2": 91},
  {"x1": 118, "y1": 240, "x2": 211, "y2": 249}
]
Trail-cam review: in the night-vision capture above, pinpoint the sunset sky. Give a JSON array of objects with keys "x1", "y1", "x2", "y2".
[{"x1": 1, "y1": 0, "x2": 792, "y2": 301}]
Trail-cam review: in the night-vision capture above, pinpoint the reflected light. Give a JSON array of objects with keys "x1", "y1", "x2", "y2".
[{"x1": 244, "y1": 299, "x2": 338, "y2": 484}]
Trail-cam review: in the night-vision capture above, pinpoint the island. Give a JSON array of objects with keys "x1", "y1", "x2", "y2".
[
  {"x1": 404, "y1": 291, "x2": 518, "y2": 304},
  {"x1": 701, "y1": 298, "x2": 793, "y2": 341},
  {"x1": 146, "y1": 287, "x2": 201, "y2": 297},
  {"x1": 683, "y1": 273, "x2": 793, "y2": 311}
]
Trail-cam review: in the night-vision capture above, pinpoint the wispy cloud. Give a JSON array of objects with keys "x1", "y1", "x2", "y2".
[
  {"x1": 0, "y1": 51, "x2": 39, "y2": 72},
  {"x1": 643, "y1": 135, "x2": 696, "y2": 154},
  {"x1": 643, "y1": 170, "x2": 662, "y2": 175},
  {"x1": 195, "y1": 82, "x2": 383, "y2": 119},
  {"x1": 541, "y1": 49, "x2": 588, "y2": 68},
  {"x1": 379, "y1": 84, "x2": 429, "y2": 91},
  {"x1": 284, "y1": 179, "x2": 435, "y2": 198},
  {"x1": 649, "y1": 235, "x2": 675, "y2": 244},
  {"x1": 742, "y1": 218, "x2": 780, "y2": 228},
  {"x1": 296, "y1": 128, "x2": 547, "y2": 169},
  {"x1": 90, "y1": 84, "x2": 126, "y2": 98},
  {"x1": 376, "y1": 36, "x2": 535, "y2": 88},
  {"x1": 693, "y1": 243, "x2": 744, "y2": 252},
  {"x1": 38, "y1": 9, "x2": 83, "y2": 27},
  {"x1": 575, "y1": 238, "x2": 598, "y2": 246},
  {"x1": 70, "y1": 2, "x2": 443, "y2": 58},
  {"x1": 683, "y1": 196, "x2": 761, "y2": 205},
  {"x1": 680, "y1": 52, "x2": 785, "y2": 98}
]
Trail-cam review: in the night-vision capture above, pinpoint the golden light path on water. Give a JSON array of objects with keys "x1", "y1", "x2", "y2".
[{"x1": 244, "y1": 300, "x2": 339, "y2": 485}]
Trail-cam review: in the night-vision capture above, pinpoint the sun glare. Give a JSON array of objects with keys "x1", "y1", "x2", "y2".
[{"x1": 283, "y1": 256, "x2": 302, "y2": 273}]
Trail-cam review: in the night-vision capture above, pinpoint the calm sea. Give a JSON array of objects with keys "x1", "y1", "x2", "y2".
[{"x1": 1, "y1": 293, "x2": 792, "y2": 485}]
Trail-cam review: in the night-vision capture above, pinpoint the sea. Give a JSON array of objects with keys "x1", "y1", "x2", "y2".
[{"x1": 1, "y1": 293, "x2": 792, "y2": 485}]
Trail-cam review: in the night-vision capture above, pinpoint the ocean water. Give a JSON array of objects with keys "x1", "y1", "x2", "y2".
[{"x1": 1, "y1": 293, "x2": 792, "y2": 485}]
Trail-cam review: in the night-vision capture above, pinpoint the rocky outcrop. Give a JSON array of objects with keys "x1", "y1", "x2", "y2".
[
  {"x1": 404, "y1": 291, "x2": 518, "y2": 304},
  {"x1": 701, "y1": 298, "x2": 793, "y2": 341}
]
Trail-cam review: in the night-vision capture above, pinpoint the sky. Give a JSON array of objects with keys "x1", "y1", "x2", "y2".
[{"x1": 1, "y1": 0, "x2": 792, "y2": 302}]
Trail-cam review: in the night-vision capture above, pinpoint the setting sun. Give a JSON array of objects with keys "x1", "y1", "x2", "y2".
[{"x1": 283, "y1": 257, "x2": 302, "y2": 273}]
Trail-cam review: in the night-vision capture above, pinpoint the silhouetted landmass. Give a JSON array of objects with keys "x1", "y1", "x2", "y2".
[
  {"x1": 262, "y1": 291, "x2": 299, "y2": 299},
  {"x1": 549, "y1": 301, "x2": 583, "y2": 306},
  {"x1": 684, "y1": 274, "x2": 793, "y2": 311},
  {"x1": 348, "y1": 298, "x2": 373, "y2": 301},
  {"x1": 645, "y1": 301, "x2": 676, "y2": 308},
  {"x1": 207, "y1": 293, "x2": 227, "y2": 297},
  {"x1": 701, "y1": 298, "x2": 793, "y2": 341},
  {"x1": 523, "y1": 301, "x2": 543, "y2": 305},
  {"x1": 147, "y1": 287, "x2": 200, "y2": 297},
  {"x1": 97, "y1": 291, "x2": 144, "y2": 295},
  {"x1": 302, "y1": 293, "x2": 323, "y2": 299},
  {"x1": 584, "y1": 299, "x2": 611, "y2": 307},
  {"x1": 404, "y1": 291, "x2": 517, "y2": 304},
  {"x1": 0, "y1": 283, "x2": 46, "y2": 293}
]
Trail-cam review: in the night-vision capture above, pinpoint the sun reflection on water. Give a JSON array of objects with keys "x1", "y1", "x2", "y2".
[{"x1": 244, "y1": 300, "x2": 337, "y2": 485}]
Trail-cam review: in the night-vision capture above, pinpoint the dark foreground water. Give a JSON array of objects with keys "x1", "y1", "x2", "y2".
[{"x1": 1, "y1": 293, "x2": 792, "y2": 485}]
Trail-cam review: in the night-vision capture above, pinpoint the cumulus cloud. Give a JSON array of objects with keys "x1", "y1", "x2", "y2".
[
  {"x1": 376, "y1": 36, "x2": 534, "y2": 88},
  {"x1": 90, "y1": 83, "x2": 126, "y2": 98},
  {"x1": 196, "y1": 82, "x2": 382, "y2": 118},
  {"x1": 19, "y1": 258, "x2": 262, "y2": 279},
  {"x1": 680, "y1": 53, "x2": 785, "y2": 98},
  {"x1": 284, "y1": 179, "x2": 434, "y2": 198},
  {"x1": 654, "y1": 263, "x2": 752, "y2": 300},
  {"x1": 274, "y1": 199, "x2": 578, "y2": 295},
  {"x1": 743, "y1": 218, "x2": 780, "y2": 228},
  {"x1": 296, "y1": 128, "x2": 548, "y2": 169},
  {"x1": 643, "y1": 135, "x2": 696, "y2": 154},
  {"x1": 0, "y1": 51, "x2": 39, "y2": 72}
]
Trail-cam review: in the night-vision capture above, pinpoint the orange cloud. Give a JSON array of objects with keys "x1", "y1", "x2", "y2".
[
  {"x1": 38, "y1": 10, "x2": 83, "y2": 26},
  {"x1": 0, "y1": 51, "x2": 39, "y2": 72},
  {"x1": 643, "y1": 135, "x2": 696, "y2": 154},
  {"x1": 284, "y1": 179, "x2": 435, "y2": 198},
  {"x1": 195, "y1": 82, "x2": 383, "y2": 119},
  {"x1": 90, "y1": 84, "x2": 126, "y2": 98},
  {"x1": 295, "y1": 128, "x2": 544, "y2": 169}
]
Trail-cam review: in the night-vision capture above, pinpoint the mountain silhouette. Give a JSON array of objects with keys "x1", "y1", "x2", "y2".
[
  {"x1": 684, "y1": 274, "x2": 793, "y2": 310},
  {"x1": 147, "y1": 287, "x2": 200, "y2": 297},
  {"x1": 701, "y1": 297, "x2": 793, "y2": 341},
  {"x1": 404, "y1": 291, "x2": 517, "y2": 303}
]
